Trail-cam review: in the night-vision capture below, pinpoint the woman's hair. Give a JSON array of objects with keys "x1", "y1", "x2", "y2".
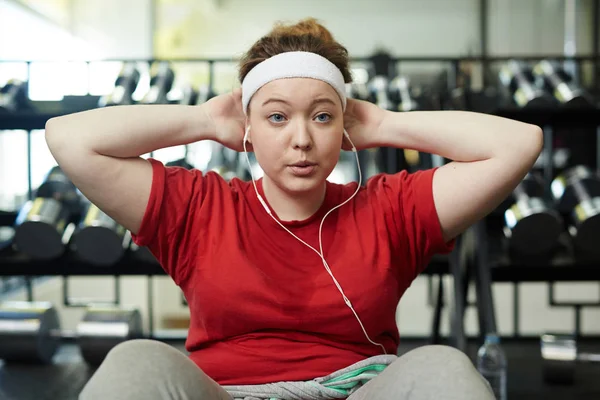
[{"x1": 238, "y1": 18, "x2": 352, "y2": 84}]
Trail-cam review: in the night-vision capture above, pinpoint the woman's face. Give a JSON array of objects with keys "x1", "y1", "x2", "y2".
[{"x1": 247, "y1": 78, "x2": 344, "y2": 195}]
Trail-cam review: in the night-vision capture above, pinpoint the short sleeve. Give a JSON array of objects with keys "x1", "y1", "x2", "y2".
[
  {"x1": 131, "y1": 158, "x2": 207, "y2": 285},
  {"x1": 371, "y1": 168, "x2": 455, "y2": 280}
]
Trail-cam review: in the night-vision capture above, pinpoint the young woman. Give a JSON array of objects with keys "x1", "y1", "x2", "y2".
[{"x1": 46, "y1": 18, "x2": 541, "y2": 400}]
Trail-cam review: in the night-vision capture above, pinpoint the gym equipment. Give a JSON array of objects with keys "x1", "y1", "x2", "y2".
[
  {"x1": 0, "y1": 226, "x2": 14, "y2": 252},
  {"x1": 140, "y1": 62, "x2": 175, "y2": 104},
  {"x1": 98, "y1": 63, "x2": 141, "y2": 107},
  {"x1": 0, "y1": 302, "x2": 143, "y2": 366},
  {"x1": 70, "y1": 201, "x2": 127, "y2": 266},
  {"x1": 196, "y1": 84, "x2": 216, "y2": 104},
  {"x1": 541, "y1": 333, "x2": 600, "y2": 384},
  {"x1": 389, "y1": 76, "x2": 418, "y2": 112},
  {"x1": 533, "y1": 60, "x2": 593, "y2": 108},
  {"x1": 499, "y1": 60, "x2": 555, "y2": 108},
  {"x1": 346, "y1": 83, "x2": 371, "y2": 101},
  {"x1": 0, "y1": 80, "x2": 29, "y2": 113},
  {"x1": 180, "y1": 85, "x2": 199, "y2": 106},
  {"x1": 551, "y1": 165, "x2": 600, "y2": 259},
  {"x1": 13, "y1": 166, "x2": 81, "y2": 260},
  {"x1": 77, "y1": 305, "x2": 143, "y2": 365},
  {"x1": 368, "y1": 76, "x2": 394, "y2": 110},
  {"x1": 503, "y1": 173, "x2": 563, "y2": 257},
  {"x1": 0, "y1": 301, "x2": 60, "y2": 364}
]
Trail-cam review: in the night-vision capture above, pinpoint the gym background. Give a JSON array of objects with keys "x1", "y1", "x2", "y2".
[{"x1": 1, "y1": 0, "x2": 600, "y2": 399}]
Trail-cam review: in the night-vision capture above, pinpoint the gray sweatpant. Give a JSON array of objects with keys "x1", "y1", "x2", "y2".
[{"x1": 79, "y1": 339, "x2": 496, "y2": 400}]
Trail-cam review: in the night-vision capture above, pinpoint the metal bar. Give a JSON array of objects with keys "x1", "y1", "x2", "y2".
[
  {"x1": 574, "y1": 305, "x2": 581, "y2": 338},
  {"x1": 597, "y1": 126, "x2": 600, "y2": 173},
  {"x1": 449, "y1": 234, "x2": 466, "y2": 352},
  {"x1": 25, "y1": 277, "x2": 33, "y2": 302},
  {"x1": 513, "y1": 282, "x2": 520, "y2": 337},
  {"x1": 114, "y1": 275, "x2": 121, "y2": 305},
  {"x1": 147, "y1": 275, "x2": 154, "y2": 337},
  {"x1": 26, "y1": 131, "x2": 32, "y2": 200},
  {"x1": 474, "y1": 220, "x2": 498, "y2": 337},
  {"x1": 480, "y1": 0, "x2": 488, "y2": 86},
  {"x1": 208, "y1": 60, "x2": 215, "y2": 94},
  {"x1": 431, "y1": 275, "x2": 444, "y2": 344},
  {"x1": 594, "y1": 0, "x2": 600, "y2": 87}
]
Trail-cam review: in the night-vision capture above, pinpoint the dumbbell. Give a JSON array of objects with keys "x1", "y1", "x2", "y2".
[
  {"x1": 0, "y1": 301, "x2": 143, "y2": 366},
  {"x1": 388, "y1": 76, "x2": 418, "y2": 112},
  {"x1": 77, "y1": 304, "x2": 143, "y2": 365},
  {"x1": 0, "y1": 79, "x2": 30, "y2": 113},
  {"x1": 13, "y1": 166, "x2": 82, "y2": 260},
  {"x1": 180, "y1": 85, "x2": 199, "y2": 106},
  {"x1": 550, "y1": 165, "x2": 600, "y2": 260},
  {"x1": 140, "y1": 62, "x2": 175, "y2": 105},
  {"x1": 541, "y1": 333, "x2": 600, "y2": 385},
  {"x1": 345, "y1": 82, "x2": 371, "y2": 101},
  {"x1": 499, "y1": 60, "x2": 555, "y2": 108},
  {"x1": 98, "y1": 63, "x2": 141, "y2": 107},
  {"x1": 70, "y1": 200, "x2": 127, "y2": 267},
  {"x1": 532, "y1": 60, "x2": 593, "y2": 108},
  {"x1": 503, "y1": 173, "x2": 563, "y2": 257},
  {"x1": 368, "y1": 76, "x2": 394, "y2": 110}
]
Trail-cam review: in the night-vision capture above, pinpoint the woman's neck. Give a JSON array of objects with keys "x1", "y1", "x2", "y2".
[{"x1": 262, "y1": 178, "x2": 326, "y2": 222}]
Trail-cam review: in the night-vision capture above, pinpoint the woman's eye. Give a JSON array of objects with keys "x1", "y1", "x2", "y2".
[
  {"x1": 315, "y1": 113, "x2": 331, "y2": 123},
  {"x1": 268, "y1": 113, "x2": 286, "y2": 123}
]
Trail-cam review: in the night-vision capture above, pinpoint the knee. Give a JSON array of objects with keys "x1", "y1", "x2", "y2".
[
  {"x1": 400, "y1": 345, "x2": 474, "y2": 373},
  {"x1": 105, "y1": 339, "x2": 182, "y2": 360}
]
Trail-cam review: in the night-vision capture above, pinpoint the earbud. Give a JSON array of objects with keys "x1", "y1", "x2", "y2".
[
  {"x1": 343, "y1": 130, "x2": 357, "y2": 152},
  {"x1": 244, "y1": 125, "x2": 251, "y2": 143}
]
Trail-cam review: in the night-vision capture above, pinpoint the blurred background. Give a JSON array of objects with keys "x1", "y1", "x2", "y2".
[{"x1": 1, "y1": 1, "x2": 600, "y2": 398}]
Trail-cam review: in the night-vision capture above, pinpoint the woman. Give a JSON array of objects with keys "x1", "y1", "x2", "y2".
[{"x1": 46, "y1": 18, "x2": 541, "y2": 400}]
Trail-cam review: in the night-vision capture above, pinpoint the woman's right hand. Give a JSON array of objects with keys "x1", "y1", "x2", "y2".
[{"x1": 203, "y1": 88, "x2": 252, "y2": 152}]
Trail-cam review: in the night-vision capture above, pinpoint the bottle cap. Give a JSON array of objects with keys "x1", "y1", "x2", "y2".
[{"x1": 485, "y1": 334, "x2": 500, "y2": 344}]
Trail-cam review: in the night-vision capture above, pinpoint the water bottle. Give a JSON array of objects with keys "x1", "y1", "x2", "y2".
[{"x1": 477, "y1": 333, "x2": 507, "y2": 400}]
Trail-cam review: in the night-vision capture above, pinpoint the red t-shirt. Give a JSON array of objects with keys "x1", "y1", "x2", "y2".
[{"x1": 132, "y1": 158, "x2": 454, "y2": 385}]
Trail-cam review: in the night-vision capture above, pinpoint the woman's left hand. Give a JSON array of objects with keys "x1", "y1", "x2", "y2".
[{"x1": 342, "y1": 98, "x2": 387, "y2": 151}]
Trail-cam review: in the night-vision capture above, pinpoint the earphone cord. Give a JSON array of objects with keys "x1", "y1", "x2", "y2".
[{"x1": 243, "y1": 127, "x2": 387, "y2": 355}]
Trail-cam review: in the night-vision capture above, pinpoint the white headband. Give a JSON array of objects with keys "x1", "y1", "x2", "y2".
[{"x1": 241, "y1": 51, "x2": 347, "y2": 115}]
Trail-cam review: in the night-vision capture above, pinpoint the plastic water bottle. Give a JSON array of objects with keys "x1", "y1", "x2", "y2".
[{"x1": 477, "y1": 333, "x2": 507, "y2": 400}]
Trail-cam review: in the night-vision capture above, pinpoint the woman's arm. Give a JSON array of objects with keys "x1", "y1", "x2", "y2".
[
  {"x1": 45, "y1": 105, "x2": 216, "y2": 234},
  {"x1": 375, "y1": 110, "x2": 543, "y2": 242}
]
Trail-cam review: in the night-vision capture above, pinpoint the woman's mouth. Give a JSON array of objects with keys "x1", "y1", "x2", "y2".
[{"x1": 289, "y1": 162, "x2": 317, "y2": 176}]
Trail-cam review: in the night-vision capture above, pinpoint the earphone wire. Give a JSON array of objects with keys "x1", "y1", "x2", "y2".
[{"x1": 242, "y1": 126, "x2": 387, "y2": 355}]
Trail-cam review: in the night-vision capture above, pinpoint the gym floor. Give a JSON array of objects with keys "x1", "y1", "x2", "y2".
[{"x1": 0, "y1": 338, "x2": 598, "y2": 400}]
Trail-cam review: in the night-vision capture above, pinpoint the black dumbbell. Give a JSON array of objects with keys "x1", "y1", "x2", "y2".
[
  {"x1": 532, "y1": 60, "x2": 593, "y2": 108},
  {"x1": 503, "y1": 173, "x2": 563, "y2": 257},
  {"x1": 13, "y1": 166, "x2": 81, "y2": 260},
  {"x1": 140, "y1": 62, "x2": 175, "y2": 105},
  {"x1": 0, "y1": 301, "x2": 143, "y2": 366},
  {"x1": 551, "y1": 165, "x2": 600, "y2": 260},
  {"x1": 70, "y1": 200, "x2": 127, "y2": 267},
  {"x1": 541, "y1": 333, "x2": 600, "y2": 385},
  {"x1": 98, "y1": 63, "x2": 141, "y2": 107},
  {"x1": 0, "y1": 79, "x2": 30, "y2": 113},
  {"x1": 499, "y1": 60, "x2": 555, "y2": 108}
]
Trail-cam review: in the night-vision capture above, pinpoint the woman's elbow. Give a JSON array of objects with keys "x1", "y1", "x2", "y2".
[{"x1": 513, "y1": 124, "x2": 543, "y2": 165}]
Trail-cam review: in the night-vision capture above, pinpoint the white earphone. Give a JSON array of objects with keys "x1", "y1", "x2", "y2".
[{"x1": 242, "y1": 126, "x2": 387, "y2": 355}]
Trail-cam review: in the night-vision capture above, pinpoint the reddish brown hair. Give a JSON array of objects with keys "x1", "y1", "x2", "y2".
[{"x1": 238, "y1": 18, "x2": 352, "y2": 83}]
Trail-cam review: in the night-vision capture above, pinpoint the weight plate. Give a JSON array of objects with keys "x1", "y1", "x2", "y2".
[
  {"x1": 77, "y1": 307, "x2": 143, "y2": 365},
  {"x1": 0, "y1": 301, "x2": 60, "y2": 364}
]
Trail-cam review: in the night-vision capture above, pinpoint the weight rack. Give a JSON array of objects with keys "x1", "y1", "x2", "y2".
[{"x1": 1, "y1": 54, "x2": 600, "y2": 348}]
